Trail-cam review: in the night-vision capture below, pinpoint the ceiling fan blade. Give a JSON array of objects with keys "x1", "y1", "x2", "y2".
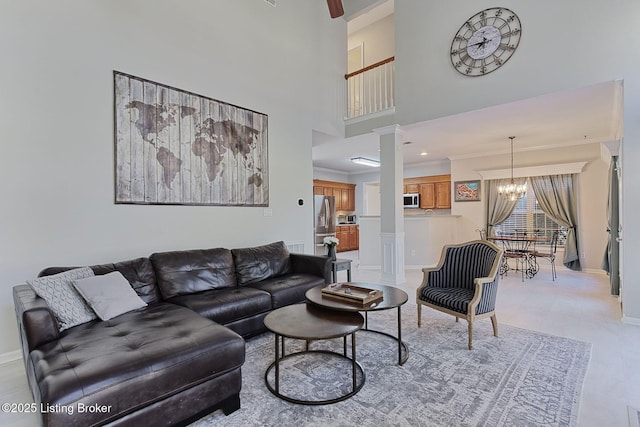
[{"x1": 327, "y1": 0, "x2": 344, "y2": 18}]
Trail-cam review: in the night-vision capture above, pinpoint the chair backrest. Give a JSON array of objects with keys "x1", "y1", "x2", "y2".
[
  {"x1": 437, "y1": 241, "x2": 502, "y2": 290},
  {"x1": 550, "y1": 230, "x2": 560, "y2": 254},
  {"x1": 476, "y1": 228, "x2": 487, "y2": 240}
]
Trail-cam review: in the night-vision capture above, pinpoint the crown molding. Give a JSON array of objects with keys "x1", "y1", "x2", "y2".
[{"x1": 476, "y1": 162, "x2": 588, "y2": 180}]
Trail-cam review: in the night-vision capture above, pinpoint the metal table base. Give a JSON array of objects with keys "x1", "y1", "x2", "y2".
[{"x1": 264, "y1": 333, "x2": 365, "y2": 405}]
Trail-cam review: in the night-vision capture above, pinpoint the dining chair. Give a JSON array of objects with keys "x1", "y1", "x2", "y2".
[
  {"x1": 502, "y1": 242, "x2": 528, "y2": 282},
  {"x1": 416, "y1": 240, "x2": 504, "y2": 349},
  {"x1": 476, "y1": 228, "x2": 487, "y2": 240},
  {"x1": 530, "y1": 230, "x2": 560, "y2": 280}
]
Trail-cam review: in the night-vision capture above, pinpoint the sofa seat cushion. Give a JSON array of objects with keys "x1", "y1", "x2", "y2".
[
  {"x1": 248, "y1": 273, "x2": 325, "y2": 308},
  {"x1": 169, "y1": 287, "x2": 272, "y2": 324},
  {"x1": 29, "y1": 303, "x2": 244, "y2": 425},
  {"x1": 420, "y1": 287, "x2": 475, "y2": 314}
]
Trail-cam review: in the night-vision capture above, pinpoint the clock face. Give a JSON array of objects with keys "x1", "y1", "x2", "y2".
[{"x1": 450, "y1": 7, "x2": 522, "y2": 76}]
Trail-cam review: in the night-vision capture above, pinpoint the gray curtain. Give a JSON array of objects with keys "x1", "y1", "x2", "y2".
[
  {"x1": 530, "y1": 174, "x2": 581, "y2": 271},
  {"x1": 602, "y1": 156, "x2": 620, "y2": 295},
  {"x1": 485, "y1": 178, "x2": 526, "y2": 236}
]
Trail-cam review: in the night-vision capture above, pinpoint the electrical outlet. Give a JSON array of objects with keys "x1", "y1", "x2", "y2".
[
  {"x1": 263, "y1": 208, "x2": 273, "y2": 217},
  {"x1": 410, "y1": 249, "x2": 416, "y2": 256}
]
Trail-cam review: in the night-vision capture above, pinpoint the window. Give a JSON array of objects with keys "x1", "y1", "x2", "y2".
[{"x1": 494, "y1": 182, "x2": 567, "y2": 246}]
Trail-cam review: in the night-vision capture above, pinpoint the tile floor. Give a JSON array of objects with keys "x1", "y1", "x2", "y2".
[{"x1": 1, "y1": 252, "x2": 639, "y2": 427}]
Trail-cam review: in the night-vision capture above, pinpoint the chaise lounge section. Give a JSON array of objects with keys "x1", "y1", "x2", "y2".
[{"x1": 13, "y1": 241, "x2": 330, "y2": 427}]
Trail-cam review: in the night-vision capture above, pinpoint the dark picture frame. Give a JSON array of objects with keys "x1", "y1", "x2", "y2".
[
  {"x1": 454, "y1": 180, "x2": 481, "y2": 202},
  {"x1": 114, "y1": 71, "x2": 269, "y2": 206}
]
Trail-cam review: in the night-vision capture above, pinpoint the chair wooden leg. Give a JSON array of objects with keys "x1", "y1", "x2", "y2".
[
  {"x1": 455, "y1": 317, "x2": 459, "y2": 323},
  {"x1": 417, "y1": 304, "x2": 422, "y2": 327},
  {"x1": 467, "y1": 321, "x2": 473, "y2": 350},
  {"x1": 490, "y1": 314, "x2": 498, "y2": 337}
]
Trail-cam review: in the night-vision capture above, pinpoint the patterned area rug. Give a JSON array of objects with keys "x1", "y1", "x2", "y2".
[
  {"x1": 195, "y1": 305, "x2": 591, "y2": 427},
  {"x1": 629, "y1": 406, "x2": 640, "y2": 427}
]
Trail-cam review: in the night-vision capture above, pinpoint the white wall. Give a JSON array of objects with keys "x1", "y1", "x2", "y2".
[
  {"x1": 312, "y1": 168, "x2": 350, "y2": 183},
  {"x1": 0, "y1": 1, "x2": 346, "y2": 355},
  {"x1": 393, "y1": 0, "x2": 640, "y2": 320},
  {"x1": 404, "y1": 160, "x2": 451, "y2": 178},
  {"x1": 394, "y1": 0, "x2": 631, "y2": 125},
  {"x1": 348, "y1": 14, "x2": 394, "y2": 67}
]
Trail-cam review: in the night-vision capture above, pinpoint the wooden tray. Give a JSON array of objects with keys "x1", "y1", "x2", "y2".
[{"x1": 321, "y1": 283, "x2": 383, "y2": 305}]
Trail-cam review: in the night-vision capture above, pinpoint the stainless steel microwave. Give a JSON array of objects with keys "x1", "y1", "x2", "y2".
[{"x1": 403, "y1": 193, "x2": 420, "y2": 208}]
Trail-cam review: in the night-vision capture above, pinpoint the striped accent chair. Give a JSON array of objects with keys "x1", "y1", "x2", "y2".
[{"x1": 416, "y1": 240, "x2": 504, "y2": 350}]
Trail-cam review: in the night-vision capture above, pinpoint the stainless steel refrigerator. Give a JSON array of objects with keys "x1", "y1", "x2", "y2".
[{"x1": 314, "y1": 195, "x2": 336, "y2": 255}]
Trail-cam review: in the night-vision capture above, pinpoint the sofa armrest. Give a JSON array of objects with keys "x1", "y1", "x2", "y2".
[
  {"x1": 13, "y1": 285, "x2": 60, "y2": 353},
  {"x1": 290, "y1": 253, "x2": 332, "y2": 284}
]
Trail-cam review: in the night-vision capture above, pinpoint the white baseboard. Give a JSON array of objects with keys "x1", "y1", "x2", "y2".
[
  {"x1": 357, "y1": 264, "x2": 380, "y2": 270},
  {"x1": 622, "y1": 315, "x2": 640, "y2": 326},
  {"x1": 0, "y1": 350, "x2": 22, "y2": 365},
  {"x1": 580, "y1": 268, "x2": 608, "y2": 275}
]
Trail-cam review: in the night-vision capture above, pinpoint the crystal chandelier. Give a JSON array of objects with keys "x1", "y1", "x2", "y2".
[{"x1": 497, "y1": 136, "x2": 527, "y2": 201}]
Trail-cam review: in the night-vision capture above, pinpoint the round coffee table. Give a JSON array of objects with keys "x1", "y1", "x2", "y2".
[
  {"x1": 306, "y1": 282, "x2": 409, "y2": 365},
  {"x1": 263, "y1": 303, "x2": 365, "y2": 405}
]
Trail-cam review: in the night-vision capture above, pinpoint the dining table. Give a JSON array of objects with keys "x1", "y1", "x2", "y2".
[{"x1": 488, "y1": 234, "x2": 548, "y2": 281}]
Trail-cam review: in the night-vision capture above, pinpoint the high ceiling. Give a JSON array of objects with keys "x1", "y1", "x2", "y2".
[
  {"x1": 314, "y1": 1, "x2": 622, "y2": 174},
  {"x1": 312, "y1": 79, "x2": 622, "y2": 174}
]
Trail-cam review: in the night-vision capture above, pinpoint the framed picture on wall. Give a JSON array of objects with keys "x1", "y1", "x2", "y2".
[
  {"x1": 114, "y1": 71, "x2": 269, "y2": 206},
  {"x1": 454, "y1": 180, "x2": 481, "y2": 202}
]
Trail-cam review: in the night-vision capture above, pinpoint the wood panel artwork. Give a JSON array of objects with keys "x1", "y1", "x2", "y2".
[{"x1": 114, "y1": 71, "x2": 269, "y2": 206}]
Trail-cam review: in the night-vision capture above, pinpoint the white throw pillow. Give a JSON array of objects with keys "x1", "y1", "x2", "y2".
[
  {"x1": 73, "y1": 271, "x2": 147, "y2": 321},
  {"x1": 28, "y1": 267, "x2": 97, "y2": 331}
]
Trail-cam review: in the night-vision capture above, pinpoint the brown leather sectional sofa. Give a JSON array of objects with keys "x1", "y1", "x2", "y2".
[{"x1": 13, "y1": 241, "x2": 331, "y2": 427}]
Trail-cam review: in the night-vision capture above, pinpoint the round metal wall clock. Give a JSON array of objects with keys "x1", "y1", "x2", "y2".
[{"x1": 450, "y1": 7, "x2": 522, "y2": 76}]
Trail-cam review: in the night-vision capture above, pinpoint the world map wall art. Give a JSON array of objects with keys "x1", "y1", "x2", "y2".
[{"x1": 114, "y1": 71, "x2": 268, "y2": 206}]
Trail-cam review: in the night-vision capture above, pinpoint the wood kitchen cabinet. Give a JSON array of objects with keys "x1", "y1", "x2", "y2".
[
  {"x1": 435, "y1": 181, "x2": 451, "y2": 208},
  {"x1": 404, "y1": 174, "x2": 451, "y2": 209},
  {"x1": 404, "y1": 183, "x2": 420, "y2": 194},
  {"x1": 336, "y1": 226, "x2": 349, "y2": 252},
  {"x1": 313, "y1": 180, "x2": 356, "y2": 212},
  {"x1": 336, "y1": 225, "x2": 359, "y2": 252},
  {"x1": 419, "y1": 183, "x2": 436, "y2": 209},
  {"x1": 349, "y1": 225, "x2": 359, "y2": 251}
]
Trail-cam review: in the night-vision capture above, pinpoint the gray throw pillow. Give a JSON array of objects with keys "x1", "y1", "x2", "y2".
[
  {"x1": 73, "y1": 271, "x2": 147, "y2": 320},
  {"x1": 28, "y1": 267, "x2": 97, "y2": 331}
]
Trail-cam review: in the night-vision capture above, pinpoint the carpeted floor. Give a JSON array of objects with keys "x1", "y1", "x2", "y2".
[{"x1": 195, "y1": 305, "x2": 591, "y2": 427}]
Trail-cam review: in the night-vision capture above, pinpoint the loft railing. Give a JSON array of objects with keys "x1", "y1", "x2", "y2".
[{"x1": 345, "y1": 56, "x2": 395, "y2": 120}]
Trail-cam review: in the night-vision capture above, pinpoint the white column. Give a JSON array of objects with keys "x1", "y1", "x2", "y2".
[{"x1": 374, "y1": 124, "x2": 405, "y2": 285}]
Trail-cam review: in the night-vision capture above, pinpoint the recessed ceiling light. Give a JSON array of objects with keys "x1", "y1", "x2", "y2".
[{"x1": 420, "y1": 152, "x2": 428, "y2": 156}]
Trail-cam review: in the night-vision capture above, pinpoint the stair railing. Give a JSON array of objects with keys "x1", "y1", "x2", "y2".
[{"x1": 345, "y1": 56, "x2": 395, "y2": 119}]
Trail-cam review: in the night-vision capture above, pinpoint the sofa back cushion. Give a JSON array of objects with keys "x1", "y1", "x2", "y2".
[
  {"x1": 150, "y1": 248, "x2": 236, "y2": 299},
  {"x1": 39, "y1": 257, "x2": 162, "y2": 304},
  {"x1": 232, "y1": 241, "x2": 292, "y2": 286}
]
